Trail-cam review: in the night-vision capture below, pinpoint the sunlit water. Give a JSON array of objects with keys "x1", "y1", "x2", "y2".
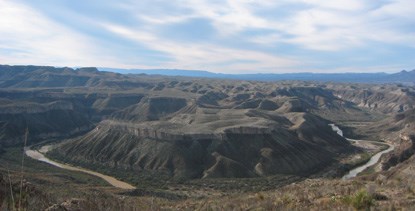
[{"x1": 25, "y1": 145, "x2": 135, "y2": 189}]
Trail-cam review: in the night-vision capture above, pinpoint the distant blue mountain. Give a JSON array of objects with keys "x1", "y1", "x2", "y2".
[
  {"x1": 100, "y1": 68, "x2": 218, "y2": 78},
  {"x1": 99, "y1": 68, "x2": 415, "y2": 84}
]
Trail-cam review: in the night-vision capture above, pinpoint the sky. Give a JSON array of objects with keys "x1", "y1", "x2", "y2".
[{"x1": 0, "y1": 0, "x2": 414, "y2": 74}]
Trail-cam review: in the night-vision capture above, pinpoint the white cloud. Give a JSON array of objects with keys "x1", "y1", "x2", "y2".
[
  {"x1": 0, "y1": 0, "x2": 130, "y2": 67},
  {"x1": 137, "y1": 14, "x2": 195, "y2": 25},
  {"x1": 255, "y1": 1, "x2": 415, "y2": 51},
  {"x1": 133, "y1": 0, "x2": 413, "y2": 51},
  {"x1": 371, "y1": 0, "x2": 415, "y2": 21},
  {"x1": 295, "y1": 0, "x2": 368, "y2": 11},
  {"x1": 101, "y1": 23, "x2": 301, "y2": 73},
  {"x1": 274, "y1": 8, "x2": 365, "y2": 50},
  {"x1": 137, "y1": 0, "x2": 275, "y2": 35}
]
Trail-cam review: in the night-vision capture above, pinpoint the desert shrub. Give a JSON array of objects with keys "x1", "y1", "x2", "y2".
[{"x1": 342, "y1": 189, "x2": 374, "y2": 210}]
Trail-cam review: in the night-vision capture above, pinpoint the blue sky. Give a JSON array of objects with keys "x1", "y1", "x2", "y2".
[{"x1": 0, "y1": 0, "x2": 414, "y2": 73}]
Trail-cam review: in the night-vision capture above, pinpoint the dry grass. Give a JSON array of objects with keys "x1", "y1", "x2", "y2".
[{"x1": 157, "y1": 176, "x2": 415, "y2": 210}]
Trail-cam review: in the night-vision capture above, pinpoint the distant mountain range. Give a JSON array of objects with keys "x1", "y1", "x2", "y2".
[{"x1": 100, "y1": 67, "x2": 415, "y2": 84}]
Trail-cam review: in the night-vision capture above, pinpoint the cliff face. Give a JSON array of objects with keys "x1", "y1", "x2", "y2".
[
  {"x1": 332, "y1": 85, "x2": 415, "y2": 113},
  {"x1": 0, "y1": 101, "x2": 92, "y2": 146},
  {"x1": 382, "y1": 134, "x2": 415, "y2": 170},
  {"x1": 0, "y1": 99, "x2": 89, "y2": 146},
  {"x1": 0, "y1": 89, "x2": 144, "y2": 146}
]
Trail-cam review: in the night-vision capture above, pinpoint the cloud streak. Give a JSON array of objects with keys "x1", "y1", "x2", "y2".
[
  {"x1": 0, "y1": 0, "x2": 135, "y2": 68},
  {"x1": 102, "y1": 23, "x2": 301, "y2": 73}
]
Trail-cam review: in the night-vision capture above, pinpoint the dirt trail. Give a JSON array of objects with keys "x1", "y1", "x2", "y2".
[{"x1": 25, "y1": 145, "x2": 135, "y2": 190}]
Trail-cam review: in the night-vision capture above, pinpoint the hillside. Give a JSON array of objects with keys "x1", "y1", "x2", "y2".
[
  {"x1": 52, "y1": 111, "x2": 349, "y2": 180},
  {"x1": 1, "y1": 65, "x2": 415, "y2": 210}
]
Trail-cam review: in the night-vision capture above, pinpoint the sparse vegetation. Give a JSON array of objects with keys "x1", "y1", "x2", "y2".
[{"x1": 342, "y1": 189, "x2": 374, "y2": 210}]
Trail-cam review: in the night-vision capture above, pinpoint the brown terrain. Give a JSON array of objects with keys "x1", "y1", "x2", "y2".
[{"x1": 0, "y1": 65, "x2": 415, "y2": 210}]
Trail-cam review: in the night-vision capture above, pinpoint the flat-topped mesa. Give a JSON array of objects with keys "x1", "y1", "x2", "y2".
[
  {"x1": 222, "y1": 126, "x2": 271, "y2": 134},
  {"x1": 99, "y1": 120, "x2": 273, "y2": 142},
  {"x1": 51, "y1": 113, "x2": 351, "y2": 180}
]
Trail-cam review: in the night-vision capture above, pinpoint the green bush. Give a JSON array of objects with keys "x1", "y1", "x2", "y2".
[{"x1": 342, "y1": 189, "x2": 374, "y2": 210}]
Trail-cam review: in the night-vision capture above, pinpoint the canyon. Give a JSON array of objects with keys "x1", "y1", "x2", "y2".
[{"x1": 1, "y1": 65, "x2": 414, "y2": 210}]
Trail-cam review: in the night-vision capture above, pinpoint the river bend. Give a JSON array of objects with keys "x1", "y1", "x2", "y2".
[{"x1": 329, "y1": 124, "x2": 394, "y2": 179}]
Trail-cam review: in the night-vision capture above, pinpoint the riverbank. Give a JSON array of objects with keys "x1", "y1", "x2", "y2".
[
  {"x1": 329, "y1": 124, "x2": 394, "y2": 179},
  {"x1": 25, "y1": 145, "x2": 136, "y2": 190}
]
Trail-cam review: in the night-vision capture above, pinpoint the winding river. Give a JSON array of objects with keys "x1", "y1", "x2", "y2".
[
  {"x1": 24, "y1": 124, "x2": 393, "y2": 187},
  {"x1": 25, "y1": 145, "x2": 135, "y2": 190},
  {"x1": 329, "y1": 124, "x2": 395, "y2": 179}
]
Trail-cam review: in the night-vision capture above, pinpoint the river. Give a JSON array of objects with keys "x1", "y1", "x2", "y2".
[
  {"x1": 25, "y1": 125, "x2": 393, "y2": 186},
  {"x1": 25, "y1": 145, "x2": 136, "y2": 190},
  {"x1": 329, "y1": 124, "x2": 394, "y2": 179}
]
